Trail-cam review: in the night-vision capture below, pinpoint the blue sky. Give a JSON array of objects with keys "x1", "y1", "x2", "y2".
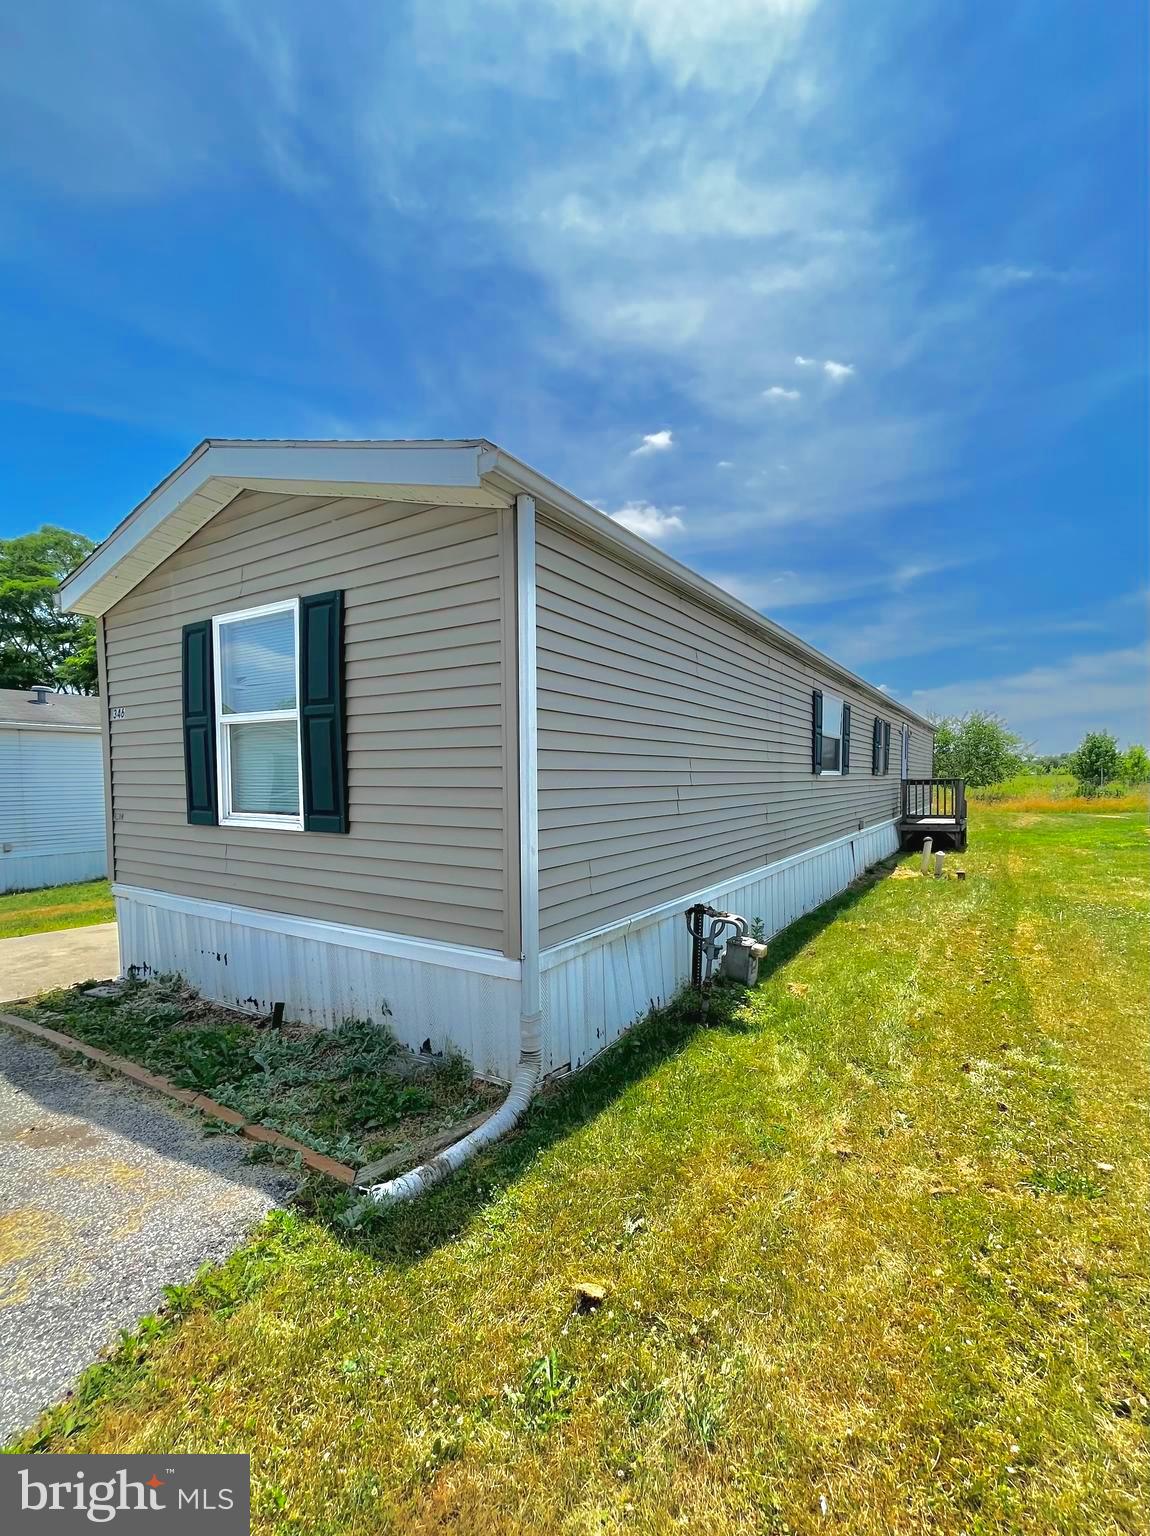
[{"x1": 1, "y1": 0, "x2": 1145, "y2": 751}]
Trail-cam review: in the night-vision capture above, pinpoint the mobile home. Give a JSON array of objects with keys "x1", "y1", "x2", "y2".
[
  {"x1": 59, "y1": 440, "x2": 933, "y2": 1084},
  {"x1": 0, "y1": 687, "x2": 106, "y2": 893}
]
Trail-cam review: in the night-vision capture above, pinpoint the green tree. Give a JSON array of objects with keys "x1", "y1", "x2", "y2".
[
  {"x1": 0, "y1": 525, "x2": 97, "y2": 693},
  {"x1": 1032, "y1": 752, "x2": 1071, "y2": 775},
  {"x1": 1118, "y1": 743, "x2": 1150, "y2": 784},
  {"x1": 931, "y1": 712, "x2": 1025, "y2": 787},
  {"x1": 1070, "y1": 730, "x2": 1120, "y2": 795}
]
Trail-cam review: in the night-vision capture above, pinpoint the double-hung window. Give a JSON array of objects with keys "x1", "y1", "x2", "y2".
[
  {"x1": 213, "y1": 600, "x2": 303, "y2": 830},
  {"x1": 820, "y1": 692, "x2": 844, "y2": 775}
]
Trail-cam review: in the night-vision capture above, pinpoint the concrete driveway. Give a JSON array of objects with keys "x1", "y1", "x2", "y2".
[
  {"x1": 0, "y1": 923, "x2": 120, "y2": 1004},
  {"x1": 0, "y1": 1026, "x2": 294, "y2": 1442}
]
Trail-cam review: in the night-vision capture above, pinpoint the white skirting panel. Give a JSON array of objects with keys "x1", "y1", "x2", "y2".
[
  {"x1": 115, "y1": 889, "x2": 523, "y2": 1082},
  {"x1": 539, "y1": 819, "x2": 899, "y2": 1076},
  {"x1": 0, "y1": 848, "x2": 107, "y2": 894}
]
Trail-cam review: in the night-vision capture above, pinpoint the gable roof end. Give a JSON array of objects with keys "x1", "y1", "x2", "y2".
[{"x1": 56, "y1": 439, "x2": 502, "y2": 618}]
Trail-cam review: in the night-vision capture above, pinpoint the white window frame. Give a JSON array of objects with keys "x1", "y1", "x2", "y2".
[
  {"x1": 212, "y1": 598, "x2": 304, "y2": 832},
  {"x1": 819, "y1": 690, "x2": 843, "y2": 778}
]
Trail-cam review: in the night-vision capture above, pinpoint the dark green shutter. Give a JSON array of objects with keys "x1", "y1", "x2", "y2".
[
  {"x1": 182, "y1": 620, "x2": 218, "y2": 825},
  {"x1": 883, "y1": 720, "x2": 891, "y2": 774},
  {"x1": 300, "y1": 590, "x2": 348, "y2": 833},
  {"x1": 872, "y1": 717, "x2": 882, "y2": 774},
  {"x1": 812, "y1": 689, "x2": 823, "y2": 774},
  {"x1": 842, "y1": 702, "x2": 851, "y2": 774}
]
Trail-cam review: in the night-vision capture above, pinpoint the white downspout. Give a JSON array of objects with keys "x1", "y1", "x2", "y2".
[{"x1": 368, "y1": 493, "x2": 542, "y2": 1203}]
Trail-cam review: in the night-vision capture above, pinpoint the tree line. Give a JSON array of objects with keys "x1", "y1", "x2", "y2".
[{"x1": 932, "y1": 712, "x2": 1149, "y2": 796}]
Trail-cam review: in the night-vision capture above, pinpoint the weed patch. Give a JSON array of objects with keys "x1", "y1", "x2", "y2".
[{"x1": 10, "y1": 976, "x2": 499, "y2": 1166}]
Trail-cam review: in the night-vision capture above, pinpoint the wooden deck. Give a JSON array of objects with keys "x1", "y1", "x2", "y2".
[{"x1": 899, "y1": 778, "x2": 968, "y2": 852}]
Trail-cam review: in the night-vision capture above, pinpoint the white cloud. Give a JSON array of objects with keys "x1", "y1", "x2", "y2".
[
  {"x1": 980, "y1": 265, "x2": 1037, "y2": 287},
  {"x1": 823, "y1": 359, "x2": 855, "y2": 380},
  {"x1": 467, "y1": 0, "x2": 822, "y2": 94},
  {"x1": 717, "y1": 459, "x2": 733, "y2": 468},
  {"x1": 710, "y1": 569, "x2": 841, "y2": 610},
  {"x1": 608, "y1": 500, "x2": 686, "y2": 540},
  {"x1": 910, "y1": 646, "x2": 1150, "y2": 753},
  {"x1": 976, "y1": 263, "x2": 1077, "y2": 290},
  {"x1": 0, "y1": 0, "x2": 1076, "y2": 554},
  {"x1": 764, "y1": 385, "x2": 801, "y2": 401},
  {"x1": 631, "y1": 429, "x2": 674, "y2": 456},
  {"x1": 706, "y1": 554, "x2": 961, "y2": 614}
]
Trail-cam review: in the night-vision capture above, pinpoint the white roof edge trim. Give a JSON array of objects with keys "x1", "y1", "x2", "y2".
[
  {"x1": 485, "y1": 447, "x2": 936, "y2": 733},
  {"x1": 58, "y1": 440, "x2": 488, "y2": 616}
]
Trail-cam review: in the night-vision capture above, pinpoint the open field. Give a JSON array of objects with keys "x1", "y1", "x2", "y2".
[
  {"x1": 969, "y1": 773, "x2": 1149, "y2": 814},
  {"x1": 0, "y1": 879, "x2": 114, "y2": 940},
  {"x1": 15, "y1": 807, "x2": 1149, "y2": 1535}
]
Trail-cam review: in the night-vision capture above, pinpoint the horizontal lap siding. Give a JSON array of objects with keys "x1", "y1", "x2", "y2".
[
  {"x1": 103, "y1": 489, "x2": 516, "y2": 952},
  {"x1": 0, "y1": 729, "x2": 107, "y2": 892},
  {"x1": 536, "y1": 521, "x2": 931, "y2": 947},
  {"x1": 909, "y1": 726, "x2": 934, "y2": 778}
]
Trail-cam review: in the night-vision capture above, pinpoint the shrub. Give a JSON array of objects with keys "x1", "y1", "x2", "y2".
[
  {"x1": 1071, "y1": 731, "x2": 1120, "y2": 796},
  {"x1": 931, "y1": 712, "x2": 1025, "y2": 787},
  {"x1": 1119, "y1": 743, "x2": 1150, "y2": 784}
]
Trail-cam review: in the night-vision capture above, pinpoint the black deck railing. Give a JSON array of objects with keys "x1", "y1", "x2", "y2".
[{"x1": 901, "y1": 778, "x2": 967, "y2": 822}]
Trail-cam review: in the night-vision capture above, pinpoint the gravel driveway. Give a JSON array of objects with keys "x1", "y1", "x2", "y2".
[{"x1": 0, "y1": 1027, "x2": 294, "y2": 1442}]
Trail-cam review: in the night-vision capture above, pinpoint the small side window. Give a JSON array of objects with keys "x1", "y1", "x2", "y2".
[{"x1": 819, "y1": 692, "x2": 844, "y2": 776}]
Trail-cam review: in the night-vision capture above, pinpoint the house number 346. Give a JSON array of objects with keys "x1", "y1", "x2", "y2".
[{"x1": 109, "y1": 706, "x2": 126, "y2": 720}]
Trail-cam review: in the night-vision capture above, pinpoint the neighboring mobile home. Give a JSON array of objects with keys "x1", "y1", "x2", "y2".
[
  {"x1": 59, "y1": 440, "x2": 933, "y2": 1083},
  {"x1": 0, "y1": 687, "x2": 107, "y2": 894}
]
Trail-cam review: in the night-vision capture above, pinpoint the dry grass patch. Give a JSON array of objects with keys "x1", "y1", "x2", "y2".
[{"x1": 14, "y1": 808, "x2": 1149, "y2": 1535}]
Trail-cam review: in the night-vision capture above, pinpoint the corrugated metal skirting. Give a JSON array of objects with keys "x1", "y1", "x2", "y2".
[
  {"x1": 540, "y1": 819, "x2": 899, "y2": 1076},
  {"x1": 0, "y1": 849, "x2": 107, "y2": 895},
  {"x1": 115, "y1": 893, "x2": 522, "y2": 1082}
]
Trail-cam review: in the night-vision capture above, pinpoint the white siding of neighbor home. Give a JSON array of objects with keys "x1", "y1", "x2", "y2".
[
  {"x1": 0, "y1": 729, "x2": 107, "y2": 893},
  {"x1": 535, "y1": 519, "x2": 933, "y2": 949},
  {"x1": 101, "y1": 488, "x2": 519, "y2": 955}
]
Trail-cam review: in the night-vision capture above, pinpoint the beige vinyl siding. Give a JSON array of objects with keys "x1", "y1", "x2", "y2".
[
  {"x1": 536, "y1": 519, "x2": 932, "y2": 947},
  {"x1": 908, "y1": 721, "x2": 934, "y2": 778},
  {"x1": 103, "y1": 488, "x2": 518, "y2": 954}
]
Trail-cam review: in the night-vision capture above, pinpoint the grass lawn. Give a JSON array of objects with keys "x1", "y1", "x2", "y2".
[
  {"x1": 0, "y1": 879, "x2": 114, "y2": 940},
  {"x1": 16, "y1": 808, "x2": 1148, "y2": 1535}
]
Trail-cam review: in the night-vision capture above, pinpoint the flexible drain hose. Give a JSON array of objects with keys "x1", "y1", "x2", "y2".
[{"x1": 367, "y1": 1015, "x2": 542, "y2": 1205}]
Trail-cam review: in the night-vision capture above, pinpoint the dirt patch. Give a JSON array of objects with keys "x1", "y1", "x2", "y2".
[{"x1": 4, "y1": 1122, "x2": 103, "y2": 1151}]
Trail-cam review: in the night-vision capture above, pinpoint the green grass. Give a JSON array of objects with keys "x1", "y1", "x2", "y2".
[
  {"x1": 0, "y1": 878, "x2": 114, "y2": 939},
  {"x1": 14, "y1": 808, "x2": 1149, "y2": 1535},
  {"x1": 10, "y1": 974, "x2": 498, "y2": 1167},
  {"x1": 970, "y1": 773, "x2": 1149, "y2": 812}
]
